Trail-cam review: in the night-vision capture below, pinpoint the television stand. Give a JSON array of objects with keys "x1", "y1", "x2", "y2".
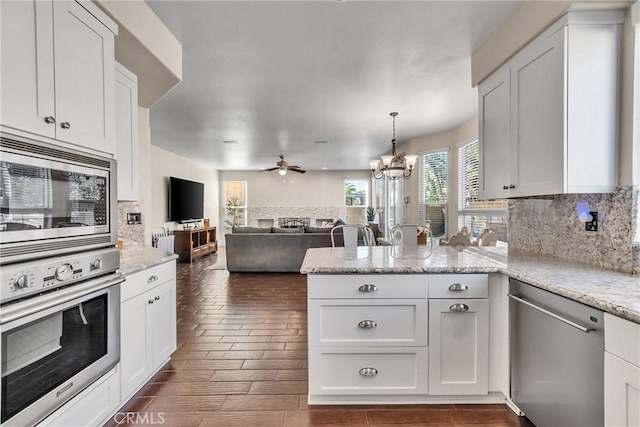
[{"x1": 174, "y1": 226, "x2": 217, "y2": 263}]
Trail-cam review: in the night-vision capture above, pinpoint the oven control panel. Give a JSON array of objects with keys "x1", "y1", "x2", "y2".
[{"x1": 0, "y1": 247, "x2": 121, "y2": 304}]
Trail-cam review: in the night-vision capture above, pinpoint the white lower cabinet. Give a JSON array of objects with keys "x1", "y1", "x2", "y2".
[
  {"x1": 428, "y1": 299, "x2": 489, "y2": 395},
  {"x1": 38, "y1": 367, "x2": 120, "y2": 427},
  {"x1": 605, "y1": 314, "x2": 640, "y2": 427},
  {"x1": 307, "y1": 273, "x2": 490, "y2": 403},
  {"x1": 120, "y1": 261, "x2": 177, "y2": 400}
]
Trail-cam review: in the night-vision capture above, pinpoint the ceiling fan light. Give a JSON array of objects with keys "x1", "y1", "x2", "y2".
[{"x1": 278, "y1": 168, "x2": 287, "y2": 176}]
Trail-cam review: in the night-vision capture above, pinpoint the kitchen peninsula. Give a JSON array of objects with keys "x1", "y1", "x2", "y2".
[{"x1": 301, "y1": 245, "x2": 640, "y2": 421}]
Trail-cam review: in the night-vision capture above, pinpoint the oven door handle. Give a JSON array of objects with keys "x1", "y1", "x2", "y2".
[{"x1": 0, "y1": 273, "x2": 124, "y2": 325}]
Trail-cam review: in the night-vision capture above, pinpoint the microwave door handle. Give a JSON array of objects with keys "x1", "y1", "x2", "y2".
[{"x1": 0, "y1": 273, "x2": 124, "y2": 326}]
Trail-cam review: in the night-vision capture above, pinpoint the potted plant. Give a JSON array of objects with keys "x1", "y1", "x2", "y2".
[{"x1": 366, "y1": 206, "x2": 376, "y2": 223}]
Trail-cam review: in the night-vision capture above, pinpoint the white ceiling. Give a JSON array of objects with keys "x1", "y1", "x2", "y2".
[{"x1": 146, "y1": 0, "x2": 519, "y2": 171}]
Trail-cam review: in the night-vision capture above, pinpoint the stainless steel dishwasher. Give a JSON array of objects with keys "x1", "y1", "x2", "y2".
[{"x1": 509, "y1": 278, "x2": 604, "y2": 427}]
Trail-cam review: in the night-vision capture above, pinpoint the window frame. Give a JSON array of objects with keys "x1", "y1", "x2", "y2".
[
  {"x1": 223, "y1": 180, "x2": 248, "y2": 229},
  {"x1": 418, "y1": 148, "x2": 449, "y2": 237},
  {"x1": 343, "y1": 178, "x2": 369, "y2": 207}
]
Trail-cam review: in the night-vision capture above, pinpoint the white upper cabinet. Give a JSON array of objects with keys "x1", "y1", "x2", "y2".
[
  {"x1": 478, "y1": 65, "x2": 510, "y2": 200},
  {"x1": 115, "y1": 63, "x2": 140, "y2": 201},
  {"x1": 1, "y1": 0, "x2": 117, "y2": 155},
  {"x1": 479, "y1": 11, "x2": 624, "y2": 199}
]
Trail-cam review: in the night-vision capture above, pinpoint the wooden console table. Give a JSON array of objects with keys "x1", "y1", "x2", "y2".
[{"x1": 174, "y1": 226, "x2": 217, "y2": 263}]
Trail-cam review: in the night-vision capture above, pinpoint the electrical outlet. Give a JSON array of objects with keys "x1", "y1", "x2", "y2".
[{"x1": 585, "y1": 212, "x2": 598, "y2": 232}]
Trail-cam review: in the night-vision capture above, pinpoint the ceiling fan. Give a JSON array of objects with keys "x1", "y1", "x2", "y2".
[{"x1": 260, "y1": 155, "x2": 306, "y2": 175}]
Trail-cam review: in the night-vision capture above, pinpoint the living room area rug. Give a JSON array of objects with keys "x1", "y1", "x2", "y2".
[{"x1": 205, "y1": 246, "x2": 227, "y2": 270}]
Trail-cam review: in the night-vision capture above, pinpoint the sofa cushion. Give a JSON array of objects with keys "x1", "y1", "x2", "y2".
[
  {"x1": 305, "y1": 226, "x2": 331, "y2": 233},
  {"x1": 232, "y1": 226, "x2": 271, "y2": 233},
  {"x1": 271, "y1": 226, "x2": 304, "y2": 233}
]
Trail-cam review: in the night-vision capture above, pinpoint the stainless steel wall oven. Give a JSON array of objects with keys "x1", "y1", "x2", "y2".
[
  {"x1": 0, "y1": 133, "x2": 122, "y2": 426},
  {"x1": 0, "y1": 134, "x2": 117, "y2": 265}
]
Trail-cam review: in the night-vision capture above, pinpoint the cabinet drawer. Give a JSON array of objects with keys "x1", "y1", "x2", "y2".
[
  {"x1": 308, "y1": 275, "x2": 427, "y2": 299},
  {"x1": 308, "y1": 347, "x2": 428, "y2": 395},
  {"x1": 121, "y1": 260, "x2": 176, "y2": 302},
  {"x1": 429, "y1": 274, "x2": 488, "y2": 299},
  {"x1": 308, "y1": 299, "x2": 427, "y2": 347},
  {"x1": 605, "y1": 313, "x2": 640, "y2": 367}
]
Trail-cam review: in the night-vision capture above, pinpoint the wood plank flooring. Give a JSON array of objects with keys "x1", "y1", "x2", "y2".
[{"x1": 105, "y1": 253, "x2": 533, "y2": 427}]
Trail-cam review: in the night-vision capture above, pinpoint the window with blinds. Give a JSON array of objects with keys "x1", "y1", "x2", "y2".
[
  {"x1": 418, "y1": 150, "x2": 448, "y2": 237},
  {"x1": 457, "y1": 140, "x2": 508, "y2": 240},
  {"x1": 224, "y1": 181, "x2": 247, "y2": 228}
]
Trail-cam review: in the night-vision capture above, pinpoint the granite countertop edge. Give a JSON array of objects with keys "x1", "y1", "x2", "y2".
[
  {"x1": 300, "y1": 247, "x2": 640, "y2": 324},
  {"x1": 118, "y1": 245, "x2": 179, "y2": 276}
]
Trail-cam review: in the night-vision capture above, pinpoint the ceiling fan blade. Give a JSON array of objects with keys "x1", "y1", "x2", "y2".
[
  {"x1": 260, "y1": 167, "x2": 279, "y2": 172},
  {"x1": 290, "y1": 168, "x2": 306, "y2": 174},
  {"x1": 287, "y1": 165, "x2": 301, "y2": 169}
]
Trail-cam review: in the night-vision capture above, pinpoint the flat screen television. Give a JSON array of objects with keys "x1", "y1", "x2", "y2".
[{"x1": 169, "y1": 177, "x2": 204, "y2": 222}]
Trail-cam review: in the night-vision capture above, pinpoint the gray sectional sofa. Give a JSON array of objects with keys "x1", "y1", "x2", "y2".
[{"x1": 225, "y1": 226, "x2": 344, "y2": 273}]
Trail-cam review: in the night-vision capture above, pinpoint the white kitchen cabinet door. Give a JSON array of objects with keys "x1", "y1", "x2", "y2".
[
  {"x1": 509, "y1": 28, "x2": 565, "y2": 198},
  {"x1": 120, "y1": 290, "x2": 153, "y2": 400},
  {"x1": 115, "y1": 64, "x2": 140, "y2": 201},
  {"x1": 53, "y1": 1, "x2": 116, "y2": 154},
  {"x1": 428, "y1": 299, "x2": 489, "y2": 395},
  {"x1": 150, "y1": 281, "x2": 177, "y2": 366},
  {"x1": 605, "y1": 352, "x2": 640, "y2": 427},
  {"x1": 478, "y1": 65, "x2": 511, "y2": 200},
  {"x1": 0, "y1": 0, "x2": 56, "y2": 138}
]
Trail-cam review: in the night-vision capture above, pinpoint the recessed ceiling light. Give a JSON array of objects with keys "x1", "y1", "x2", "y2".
[
  {"x1": 322, "y1": 167, "x2": 328, "y2": 170},
  {"x1": 314, "y1": 140, "x2": 329, "y2": 144},
  {"x1": 223, "y1": 140, "x2": 239, "y2": 144}
]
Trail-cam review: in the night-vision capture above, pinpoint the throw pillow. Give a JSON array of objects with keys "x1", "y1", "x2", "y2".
[{"x1": 271, "y1": 227, "x2": 304, "y2": 233}]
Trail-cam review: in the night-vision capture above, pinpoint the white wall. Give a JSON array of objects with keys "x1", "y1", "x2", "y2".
[
  {"x1": 149, "y1": 145, "x2": 220, "y2": 234},
  {"x1": 398, "y1": 117, "x2": 479, "y2": 235},
  {"x1": 218, "y1": 170, "x2": 371, "y2": 237}
]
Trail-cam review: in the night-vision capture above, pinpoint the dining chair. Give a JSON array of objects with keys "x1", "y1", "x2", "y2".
[{"x1": 331, "y1": 225, "x2": 376, "y2": 248}]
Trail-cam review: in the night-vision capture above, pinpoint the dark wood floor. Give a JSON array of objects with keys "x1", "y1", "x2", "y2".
[{"x1": 106, "y1": 253, "x2": 533, "y2": 427}]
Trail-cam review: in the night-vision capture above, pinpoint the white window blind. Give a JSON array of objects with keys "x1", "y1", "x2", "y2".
[
  {"x1": 457, "y1": 140, "x2": 508, "y2": 240},
  {"x1": 419, "y1": 150, "x2": 448, "y2": 237}
]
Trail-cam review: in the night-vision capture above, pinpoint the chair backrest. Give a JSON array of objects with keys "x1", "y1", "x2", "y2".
[
  {"x1": 361, "y1": 226, "x2": 376, "y2": 247},
  {"x1": 331, "y1": 225, "x2": 359, "y2": 248}
]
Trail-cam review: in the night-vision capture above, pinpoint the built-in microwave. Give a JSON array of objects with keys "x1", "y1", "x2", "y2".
[{"x1": 0, "y1": 134, "x2": 117, "y2": 264}]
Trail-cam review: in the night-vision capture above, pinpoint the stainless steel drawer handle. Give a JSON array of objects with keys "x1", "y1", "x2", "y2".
[
  {"x1": 155, "y1": 296, "x2": 160, "y2": 301},
  {"x1": 147, "y1": 275, "x2": 158, "y2": 283},
  {"x1": 359, "y1": 367, "x2": 378, "y2": 376},
  {"x1": 44, "y1": 116, "x2": 56, "y2": 124},
  {"x1": 449, "y1": 283, "x2": 468, "y2": 291},
  {"x1": 358, "y1": 284, "x2": 378, "y2": 292},
  {"x1": 449, "y1": 303, "x2": 469, "y2": 312},
  {"x1": 358, "y1": 320, "x2": 377, "y2": 329},
  {"x1": 60, "y1": 121, "x2": 71, "y2": 129},
  {"x1": 508, "y1": 294, "x2": 593, "y2": 333},
  {"x1": 148, "y1": 299, "x2": 154, "y2": 304}
]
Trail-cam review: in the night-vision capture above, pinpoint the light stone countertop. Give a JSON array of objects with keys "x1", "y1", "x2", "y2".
[
  {"x1": 301, "y1": 246, "x2": 640, "y2": 324},
  {"x1": 118, "y1": 245, "x2": 178, "y2": 276}
]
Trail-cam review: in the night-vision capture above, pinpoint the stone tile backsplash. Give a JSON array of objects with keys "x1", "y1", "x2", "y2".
[
  {"x1": 118, "y1": 201, "x2": 145, "y2": 247},
  {"x1": 508, "y1": 186, "x2": 638, "y2": 273}
]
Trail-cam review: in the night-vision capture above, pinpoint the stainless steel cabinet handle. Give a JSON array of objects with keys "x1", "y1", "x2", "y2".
[
  {"x1": 44, "y1": 116, "x2": 56, "y2": 124},
  {"x1": 508, "y1": 294, "x2": 593, "y2": 333},
  {"x1": 448, "y1": 283, "x2": 468, "y2": 292},
  {"x1": 155, "y1": 296, "x2": 160, "y2": 301},
  {"x1": 509, "y1": 184, "x2": 516, "y2": 189},
  {"x1": 358, "y1": 284, "x2": 377, "y2": 292},
  {"x1": 449, "y1": 303, "x2": 469, "y2": 312},
  {"x1": 359, "y1": 367, "x2": 378, "y2": 376},
  {"x1": 60, "y1": 122, "x2": 71, "y2": 129},
  {"x1": 503, "y1": 185, "x2": 508, "y2": 190},
  {"x1": 148, "y1": 299, "x2": 154, "y2": 304},
  {"x1": 147, "y1": 275, "x2": 158, "y2": 283},
  {"x1": 358, "y1": 320, "x2": 377, "y2": 329}
]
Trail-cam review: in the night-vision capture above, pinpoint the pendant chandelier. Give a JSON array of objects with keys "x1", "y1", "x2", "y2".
[{"x1": 369, "y1": 112, "x2": 418, "y2": 179}]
